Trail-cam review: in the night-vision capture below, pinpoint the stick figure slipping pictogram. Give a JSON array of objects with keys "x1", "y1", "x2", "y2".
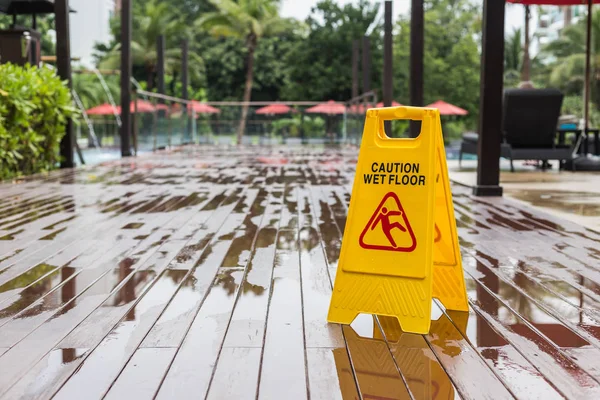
[{"x1": 371, "y1": 207, "x2": 407, "y2": 248}]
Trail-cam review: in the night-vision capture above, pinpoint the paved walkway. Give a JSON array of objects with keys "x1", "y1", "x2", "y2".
[{"x1": 1, "y1": 146, "x2": 600, "y2": 399}]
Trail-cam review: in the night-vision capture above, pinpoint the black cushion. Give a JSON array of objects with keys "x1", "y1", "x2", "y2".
[
  {"x1": 503, "y1": 88, "x2": 563, "y2": 148},
  {"x1": 462, "y1": 132, "x2": 479, "y2": 143}
]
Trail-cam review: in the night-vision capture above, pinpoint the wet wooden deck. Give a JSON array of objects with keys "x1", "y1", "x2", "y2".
[{"x1": 1, "y1": 146, "x2": 600, "y2": 399}]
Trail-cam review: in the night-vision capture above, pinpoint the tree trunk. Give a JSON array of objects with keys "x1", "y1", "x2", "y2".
[
  {"x1": 564, "y1": 6, "x2": 572, "y2": 28},
  {"x1": 237, "y1": 37, "x2": 256, "y2": 145},
  {"x1": 146, "y1": 65, "x2": 155, "y2": 91},
  {"x1": 521, "y1": 5, "x2": 531, "y2": 82}
]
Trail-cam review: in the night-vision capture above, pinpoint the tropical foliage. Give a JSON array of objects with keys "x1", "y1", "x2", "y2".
[
  {"x1": 94, "y1": 0, "x2": 204, "y2": 92},
  {"x1": 197, "y1": 0, "x2": 296, "y2": 144},
  {"x1": 0, "y1": 64, "x2": 78, "y2": 180},
  {"x1": 538, "y1": 9, "x2": 600, "y2": 125},
  {"x1": 393, "y1": 0, "x2": 481, "y2": 134}
]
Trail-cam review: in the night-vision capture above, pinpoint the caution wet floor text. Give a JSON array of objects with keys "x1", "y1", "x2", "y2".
[{"x1": 327, "y1": 106, "x2": 468, "y2": 334}]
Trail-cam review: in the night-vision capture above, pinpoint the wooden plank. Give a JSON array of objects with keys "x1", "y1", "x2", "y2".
[
  {"x1": 104, "y1": 348, "x2": 177, "y2": 400},
  {"x1": 53, "y1": 271, "x2": 188, "y2": 399},
  {"x1": 0, "y1": 192, "x2": 196, "y2": 389},
  {"x1": 156, "y1": 192, "x2": 277, "y2": 398},
  {"x1": 1, "y1": 348, "x2": 89, "y2": 400},
  {"x1": 0, "y1": 239, "x2": 138, "y2": 348},
  {"x1": 221, "y1": 226, "x2": 277, "y2": 348},
  {"x1": 0, "y1": 240, "x2": 97, "y2": 308},
  {"x1": 465, "y1": 253, "x2": 600, "y2": 349},
  {"x1": 342, "y1": 323, "x2": 411, "y2": 400},
  {"x1": 306, "y1": 348, "x2": 355, "y2": 400},
  {"x1": 0, "y1": 265, "x2": 125, "y2": 392},
  {"x1": 465, "y1": 273, "x2": 600, "y2": 398},
  {"x1": 257, "y1": 231, "x2": 307, "y2": 399},
  {"x1": 57, "y1": 242, "x2": 185, "y2": 349},
  {"x1": 424, "y1": 304, "x2": 515, "y2": 400},
  {"x1": 140, "y1": 240, "x2": 235, "y2": 348},
  {"x1": 376, "y1": 315, "x2": 463, "y2": 400},
  {"x1": 141, "y1": 192, "x2": 260, "y2": 348},
  {"x1": 301, "y1": 187, "x2": 344, "y2": 348},
  {"x1": 442, "y1": 303, "x2": 562, "y2": 399},
  {"x1": 155, "y1": 268, "x2": 246, "y2": 399},
  {"x1": 206, "y1": 347, "x2": 262, "y2": 400}
]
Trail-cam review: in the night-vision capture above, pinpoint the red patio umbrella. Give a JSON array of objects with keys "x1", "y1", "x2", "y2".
[
  {"x1": 86, "y1": 103, "x2": 118, "y2": 115},
  {"x1": 305, "y1": 100, "x2": 346, "y2": 115},
  {"x1": 255, "y1": 103, "x2": 295, "y2": 115},
  {"x1": 426, "y1": 100, "x2": 468, "y2": 116},
  {"x1": 187, "y1": 101, "x2": 220, "y2": 114},
  {"x1": 114, "y1": 100, "x2": 156, "y2": 114},
  {"x1": 508, "y1": 0, "x2": 598, "y2": 129}
]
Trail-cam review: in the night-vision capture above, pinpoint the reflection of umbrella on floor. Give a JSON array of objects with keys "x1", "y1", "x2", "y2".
[
  {"x1": 426, "y1": 100, "x2": 468, "y2": 116},
  {"x1": 306, "y1": 100, "x2": 346, "y2": 140}
]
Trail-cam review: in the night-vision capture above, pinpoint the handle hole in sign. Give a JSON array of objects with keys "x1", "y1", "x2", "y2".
[
  {"x1": 379, "y1": 120, "x2": 424, "y2": 140},
  {"x1": 381, "y1": 120, "x2": 416, "y2": 139}
]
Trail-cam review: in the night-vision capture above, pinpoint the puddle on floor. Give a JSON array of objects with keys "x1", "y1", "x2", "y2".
[{"x1": 506, "y1": 189, "x2": 600, "y2": 217}]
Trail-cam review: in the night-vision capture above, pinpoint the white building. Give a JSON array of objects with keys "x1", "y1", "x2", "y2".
[
  {"x1": 69, "y1": 0, "x2": 113, "y2": 67},
  {"x1": 537, "y1": 5, "x2": 587, "y2": 47}
]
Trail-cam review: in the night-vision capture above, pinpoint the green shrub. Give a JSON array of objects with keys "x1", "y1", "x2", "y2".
[
  {"x1": 0, "y1": 63, "x2": 78, "y2": 180},
  {"x1": 441, "y1": 120, "x2": 467, "y2": 143},
  {"x1": 561, "y1": 95, "x2": 600, "y2": 127},
  {"x1": 270, "y1": 114, "x2": 325, "y2": 138}
]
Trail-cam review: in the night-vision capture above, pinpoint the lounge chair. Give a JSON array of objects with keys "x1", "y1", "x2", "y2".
[{"x1": 459, "y1": 88, "x2": 573, "y2": 172}]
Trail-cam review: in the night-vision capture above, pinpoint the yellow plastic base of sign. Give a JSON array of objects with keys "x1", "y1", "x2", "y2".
[{"x1": 327, "y1": 106, "x2": 468, "y2": 334}]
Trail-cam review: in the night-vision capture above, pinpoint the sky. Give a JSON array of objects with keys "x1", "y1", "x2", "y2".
[{"x1": 280, "y1": 0, "x2": 525, "y2": 32}]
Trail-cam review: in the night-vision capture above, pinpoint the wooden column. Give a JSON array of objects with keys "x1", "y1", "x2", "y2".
[
  {"x1": 157, "y1": 35, "x2": 166, "y2": 96},
  {"x1": 182, "y1": 39, "x2": 190, "y2": 141},
  {"x1": 362, "y1": 36, "x2": 371, "y2": 94},
  {"x1": 473, "y1": 0, "x2": 505, "y2": 197},
  {"x1": 383, "y1": 0, "x2": 393, "y2": 135},
  {"x1": 55, "y1": 0, "x2": 74, "y2": 168},
  {"x1": 120, "y1": 0, "x2": 132, "y2": 157},
  {"x1": 584, "y1": 0, "x2": 592, "y2": 131},
  {"x1": 182, "y1": 40, "x2": 189, "y2": 100},
  {"x1": 352, "y1": 40, "x2": 359, "y2": 99},
  {"x1": 409, "y1": 0, "x2": 424, "y2": 138}
]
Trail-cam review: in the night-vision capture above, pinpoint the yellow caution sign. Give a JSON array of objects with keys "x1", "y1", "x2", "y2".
[
  {"x1": 327, "y1": 106, "x2": 467, "y2": 334},
  {"x1": 432, "y1": 128, "x2": 469, "y2": 312}
]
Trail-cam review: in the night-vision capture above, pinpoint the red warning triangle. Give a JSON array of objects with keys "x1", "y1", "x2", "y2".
[{"x1": 359, "y1": 192, "x2": 417, "y2": 252}]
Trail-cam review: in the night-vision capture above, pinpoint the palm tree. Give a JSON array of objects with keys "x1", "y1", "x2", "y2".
[
  {"x1": 505, "y1": 28, "x2": 523, "y2": 74},
  {"x1": 543, "y1": 10, "x2": 600, "y2": 107},
  {"x1": 198, "y1": 0, "x2": 293, "y2": 144},
  {"x1": 97, "y1": 0, "x2": 203, "y2": 91},
  {"x1": 72, "y1": 74, "x2": 120, "y2": 109},
  {"x1": 505, "y1": 28, "x2": 522, "y2": 87},
  {"x1": 522, "y1": 6, "x2": 531, "y2": 82}
]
